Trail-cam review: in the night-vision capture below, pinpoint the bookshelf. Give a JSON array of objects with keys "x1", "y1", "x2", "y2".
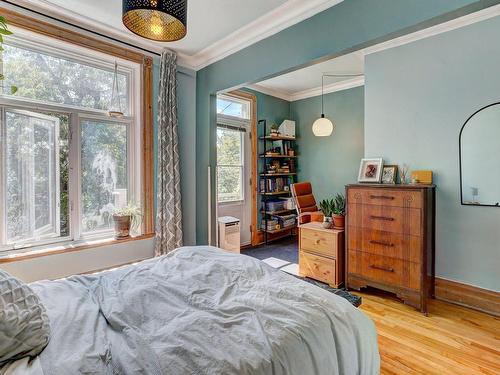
[{"x1": 258, "y1": 119, "x2": 298, "y2": 244}]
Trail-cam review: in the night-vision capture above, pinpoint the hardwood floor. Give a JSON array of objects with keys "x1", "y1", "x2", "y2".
[{"x1": 356, "y1": 290, "x2": 500, "y2": 375}]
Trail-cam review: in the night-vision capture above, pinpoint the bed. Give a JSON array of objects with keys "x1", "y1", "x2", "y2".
[{"x1": 1, "y1": 246, "x2": 379, "y2": 375}]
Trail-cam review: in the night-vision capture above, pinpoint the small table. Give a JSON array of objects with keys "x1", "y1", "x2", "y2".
[{"x1": 298, "y1": 222, "x2": 345, "y2": 288}]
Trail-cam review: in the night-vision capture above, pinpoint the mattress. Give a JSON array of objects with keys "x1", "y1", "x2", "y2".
[{"x1": 1, "y1": 246, "x2": 379, "y2": 374}]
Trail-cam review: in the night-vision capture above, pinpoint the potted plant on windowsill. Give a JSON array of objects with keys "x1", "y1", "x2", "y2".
[
  {"x1": 319, "y1": 198, "x2": 334, "y2": 229},
  {"x1": 113, "y1": 203, "x2": 142, "y2": 239},
  {"x1": 332, "y1": 193, "x2": 346, "y2": 229}
]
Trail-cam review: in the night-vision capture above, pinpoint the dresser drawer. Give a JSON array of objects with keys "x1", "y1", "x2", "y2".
[
  {"x1": 347, "y1": 226, "x2": 421, "y2": 263},
  {"x1": 300, "y1": 227, "x2": 337, "y2": 258},
  {"x1": 299, "y1": 252, "x2": 337, "y2": 286},
  {"x1": 347, "y1": 203, "x2": 421, "y2": 236},
  {"x1": 348, "y1": 250, "x2": 420, "y2": 290},
  {"x1": 348, "y1": 188, "x2": 422, "y2": 209}
]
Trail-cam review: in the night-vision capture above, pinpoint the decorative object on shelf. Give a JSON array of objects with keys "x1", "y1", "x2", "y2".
[
  {"x1": 270, "y1": 123, "x2": 280, "y2": 136},
  {"x1": 108, "y1": 61, "x2": 124, "y2": 118},
  {"x1": 287, "y1": 148, "x2": 295, "y2": 156},
  {"x1": 332, "y1": 193, "x2": 345, "y2": 229},
  {"x1": 400, "y1": 164, "x2": 409, "y2": 184},
  {"x1": 357, "y1": 158, "x2": 383, "y2": 183},
  {"x1": 0, "y1": 16, "x2": 17, "y2": 95},
  {"x1": 279, "y1": 119, "x2": 296, "y2": 138},
  {"x1": 113, "y1": 203, "x2": 142, "y2": 239},
  {"x1": 122, "y1": 0, "x2": 188, "y2": 42},
  {"x1": 319, "y1": 199, "x2": 334, "y2": 228},
  {"x1": 381, "y1": 165, "x2": 398, "y2": 184},
  {"x1": 312, "y1": 73, "x2": 363, "y2": 137},
  {"x1": 411, "y1": 170, "x2": 433, "y2": 185}
]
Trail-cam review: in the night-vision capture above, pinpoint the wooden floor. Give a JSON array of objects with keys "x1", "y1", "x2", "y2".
[{"x1": 356, "y1": 290, "x2": 500, "y2": 375}]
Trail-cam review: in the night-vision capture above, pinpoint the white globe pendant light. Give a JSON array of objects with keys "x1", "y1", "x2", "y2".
[
  {"x1": 312, "y1": 74, "x2": 334, "y2": 137},
  {"x1": 312, "y1": 114, "x2": 334, "y2": 137}
]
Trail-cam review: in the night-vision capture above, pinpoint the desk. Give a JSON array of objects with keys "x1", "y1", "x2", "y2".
[{"x1": 298, "y1": 222, "x2": 344, "y2": 288}]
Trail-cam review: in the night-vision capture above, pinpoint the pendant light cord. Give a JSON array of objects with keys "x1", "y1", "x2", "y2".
[
  {"x1": 321, "y1": 75, "x2": 325, "y2": 116},
  {"x1": 320, "y1": 72, "x2": 363, "y2": 117}
]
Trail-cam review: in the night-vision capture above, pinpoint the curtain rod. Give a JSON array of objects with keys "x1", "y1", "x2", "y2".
[{"x1": 1, "y1": 0, "x2": 162, "y2": 57}]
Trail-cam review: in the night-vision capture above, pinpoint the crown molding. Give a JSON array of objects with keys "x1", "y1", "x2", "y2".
[
  {"x1": 188, "y1": 0, "x2": 344, "y2": 70},
  {"x1": 363, "y1": 3, "x2": 500, "y2": 56},
  {"x1": 249, "y1": 76, "x2": 365, "y2": 102}
]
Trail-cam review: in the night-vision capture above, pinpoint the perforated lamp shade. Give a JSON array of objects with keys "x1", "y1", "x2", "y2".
[
  {"x1": 122, "y1": 0, "x2": 187, "y2": 42},
  {"x1": 312, "y1": 114, "x2": 334, "y2": 137}
]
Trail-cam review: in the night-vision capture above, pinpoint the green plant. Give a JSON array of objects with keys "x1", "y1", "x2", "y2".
[
  {"x1": 332, "y1": 193, "x2": 346, "y2": 216},
  {"x1": 270, "y1": 123, "x2": 279, "y2": 130},
  {"x1": 319, "y1": 198, "x2": 334, "y2": 217},
  {"x1": 114, "y1": 203, "x2": 142, "y2": 231},
  {"x1": 0, "y1": 16, "x2": 17, "y2": 95}
]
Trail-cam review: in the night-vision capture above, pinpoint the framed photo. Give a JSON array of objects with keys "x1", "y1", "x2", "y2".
[
  {"x1": 381, "y1": 165, "x2": 398, "y2": 184},
  {"x1": 358, "y1": 158, "x2": 383, "y2": 183}
]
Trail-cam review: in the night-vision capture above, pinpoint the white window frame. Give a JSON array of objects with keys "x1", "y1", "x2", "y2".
[{"x1": 0, "y1": 27, "x2": 142, "y2": 253}]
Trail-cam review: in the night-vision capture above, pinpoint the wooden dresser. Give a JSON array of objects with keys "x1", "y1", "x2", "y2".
[
  {"x1": 346, "y1": 184, "x2": 435, "y2": 313},
  {"x1": 299, "y1": 222, "x2": 344, "y2": 288}
]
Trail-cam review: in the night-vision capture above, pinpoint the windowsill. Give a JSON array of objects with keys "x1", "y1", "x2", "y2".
[
  {"x1": 0, "y1": 233, "x2": 155, "y2": 264},
  {"x1": 218, "y1": 200, "x2": 245, "y2": 207}
]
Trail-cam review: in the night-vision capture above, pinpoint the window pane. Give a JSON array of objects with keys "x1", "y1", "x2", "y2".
[
  {"x1": 217, "y1": 166, "x2": 243, "y2": 203},
  {"x1": 4, "y1": 109, "x2": 66, "y2": 245},
  {"x1": 81, "y1": 119, "x2": 128, "y2": 234},
  {"x1": 3, "y1": 43, "x2": 129, "y2": 114},
  {"x1": 216, "y1": 96, "x2": 249, "y2": 119},
  {"x1": 217, "y1": 127, "x2": 243, "y2": 165}
]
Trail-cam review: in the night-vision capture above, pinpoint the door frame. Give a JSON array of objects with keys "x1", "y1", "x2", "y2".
[{"x1": 223, "y1": 90, "x2": 258, "y2": 247}]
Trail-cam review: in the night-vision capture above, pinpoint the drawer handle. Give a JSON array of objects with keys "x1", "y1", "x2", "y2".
[
  {"x1": 370, "y1": 215, "x2": 395, "y2": 221},
  {"x1": 369, "y1": 264, "x2": 394, "y2": 273},
  {"x1": 369, "y1": 240, "x2": 394, "y2": 247},
  {"x1": 370, "y1": 195, "x2": 395, "y2": 200},
  {"x1": 315, "y1": 239, "x2": 321, "y2": 245}
]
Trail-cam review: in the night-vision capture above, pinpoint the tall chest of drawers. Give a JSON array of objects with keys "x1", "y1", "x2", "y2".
[{"x1": 346, "y1": 184, "x2": 436, "y2": 314}]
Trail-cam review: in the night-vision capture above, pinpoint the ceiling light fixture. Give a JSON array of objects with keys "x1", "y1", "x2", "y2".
[
  {"x1": 312, "y1": 73, "x2": 364, "y2": 137},
  {"x1": 122, "y1": 0, "x2": 188, "y2": 42}
]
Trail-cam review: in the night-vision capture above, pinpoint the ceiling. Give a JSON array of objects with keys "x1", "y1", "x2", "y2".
[
  {"x1": 250, "y1": 51, "x2": 365, "y2": 101},
  {"x1": 15, "y1": 0, "x2": 343, "y2": 70}
]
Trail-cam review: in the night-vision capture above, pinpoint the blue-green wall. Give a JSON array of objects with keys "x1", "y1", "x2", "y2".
[
  {"x1": 153, "y1": 61, "x2": 197, "y2": 245},
  {"x1": 196, "y1": 0, "x2": 492, "y2": 245},
  {"x1": 365, "y1": 15, "x2": 500, "y2": 291},
  {"x1": 290, "y1": 86, "x2": 364, "y2": 203}
]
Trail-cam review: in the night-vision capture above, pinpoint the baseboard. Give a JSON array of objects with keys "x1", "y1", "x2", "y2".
[{"x1": 435, "y1": 277, "x2": 499, "y2": 317}]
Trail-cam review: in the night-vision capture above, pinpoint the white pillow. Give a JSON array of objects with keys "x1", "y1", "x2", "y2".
[{"x1": 0, "y1": 269, "x2": 50, "y2": 366}]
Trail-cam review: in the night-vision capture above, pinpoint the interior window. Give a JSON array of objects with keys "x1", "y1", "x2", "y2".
[
  {"x1": 217, "y1": 95, "x2": 250, "y2": 119},
  {"x1": 217, "y1": 126, "x2": 244, "y2": 203}
]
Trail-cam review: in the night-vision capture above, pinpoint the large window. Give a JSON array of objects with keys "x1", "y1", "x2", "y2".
[
  {"x1": 0, "y1": 30, "x2": 140, "y2": 252},
  {"x1": 217, "y1": 126, "x2": 244, "y2": 203}
]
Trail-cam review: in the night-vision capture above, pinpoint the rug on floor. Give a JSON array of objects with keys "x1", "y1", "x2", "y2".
[{"x1": 260, "y1": 257, "x2": 361, "y2": 307}]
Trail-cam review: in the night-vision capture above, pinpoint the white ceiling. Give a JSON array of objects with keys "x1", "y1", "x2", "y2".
[
  {"x1": 15, "y1": 0, "x2": 343, "y2": 70},
  {"x1": 250, "y1": 51, "x2": 365, "y2": 101}
]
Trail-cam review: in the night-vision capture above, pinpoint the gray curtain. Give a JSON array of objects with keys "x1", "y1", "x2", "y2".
[{"x1": 155, "y1": 49, "x2": 183, "y2": 256}]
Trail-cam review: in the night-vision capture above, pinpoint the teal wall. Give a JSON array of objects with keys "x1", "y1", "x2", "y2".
[
  {"x1": 290, "y1": 86, "x2": 364, "y2": 203},
  {"x1": 153, "y1": 61, "x2": 197, "y2": 245},
  {"x1": 196, "y1": 0, "x2": 492, "y2": 245},
  {"x1": 365, "y1": 15, "x2": 500, "y2": 291}
]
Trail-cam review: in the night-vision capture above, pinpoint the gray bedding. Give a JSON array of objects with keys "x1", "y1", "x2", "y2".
[{"x1": 1, "y1": 246, "x2": 379, "y2": 375}]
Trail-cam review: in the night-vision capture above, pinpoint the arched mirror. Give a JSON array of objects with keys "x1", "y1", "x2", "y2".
[{"x1": 459, "y1": 102, "x2": 500, "y2": 207}]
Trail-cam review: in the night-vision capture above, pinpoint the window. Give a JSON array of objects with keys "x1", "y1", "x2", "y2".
[
  {"x1": 0, "y1": 30, "x2": 141, "y2": 252},
  {"x1": 217, "y1": 94, "x2": 250, "y2": 119},
  {"x1": 217, "y1": 126, "x2": 244, "y2": 203}
]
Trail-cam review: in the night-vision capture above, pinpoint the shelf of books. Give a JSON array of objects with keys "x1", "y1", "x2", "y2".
[{"x1": 258, "y1": 119, "x2": 298, "y2": 244}]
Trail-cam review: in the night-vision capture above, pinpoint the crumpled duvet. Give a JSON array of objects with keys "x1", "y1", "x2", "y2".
[{"x1": 1, "y1": 246, "x2": 379, "y2": 375}]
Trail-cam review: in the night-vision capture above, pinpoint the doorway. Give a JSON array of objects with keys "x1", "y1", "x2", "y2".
[{"x1": 216, "y1": 91, "x2": 257, "y2": 247}]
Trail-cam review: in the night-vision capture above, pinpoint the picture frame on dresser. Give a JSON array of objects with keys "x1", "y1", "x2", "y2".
[
  {"x1": 357, "y1": 158, "x2": 383, "y2": 183},
  {"x1": 345, "y1": 184, "x2": 436, "y2": 314}
]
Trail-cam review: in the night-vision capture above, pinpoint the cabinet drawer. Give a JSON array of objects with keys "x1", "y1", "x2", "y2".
[
  {"x1": 347, "y1": 226, "x2": 421, "y2": 263},
  {"x1": 299, "y1": 252, "x2": 337, "y2": 286},
  {"x1": 300, "y1": 228, "x2": 337, "y2": 258},
  {"x1": 348, "y1": 250, "x2": 420, "y2": 290},
  {"x1": 348, "y1": 188, "x2": 422, "y2": 209},
  {"x1": 347, "y1": 204, "x2": 421, "y2": 236}
]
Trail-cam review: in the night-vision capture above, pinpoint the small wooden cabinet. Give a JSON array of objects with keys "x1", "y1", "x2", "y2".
[
  {"x1": 299, "y1": 222, "x2": 344, "y2": 288},
  {"x1": 346, "y1": 184, "x2": 436, "y2": 314}
]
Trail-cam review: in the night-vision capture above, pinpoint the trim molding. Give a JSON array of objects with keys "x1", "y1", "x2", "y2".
[
  {"x1": 188, "y1": 0, "x2": 343, "y2": 70},
  {"x1": 435, "y1": 277, "x2": 500, "y2": 317},
  {"x1": 249, "y1": 76, "x2": 365, "y2": 102}
]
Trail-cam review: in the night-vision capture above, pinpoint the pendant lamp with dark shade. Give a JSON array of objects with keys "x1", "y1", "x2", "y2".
[{"x1": 122, "y1": 0, "x2": 188, "y2": 42}]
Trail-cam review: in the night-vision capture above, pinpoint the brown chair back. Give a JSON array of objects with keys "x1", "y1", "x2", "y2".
[{"x1": 291, "y1": 182, "x2": 324, "y2": 224}]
